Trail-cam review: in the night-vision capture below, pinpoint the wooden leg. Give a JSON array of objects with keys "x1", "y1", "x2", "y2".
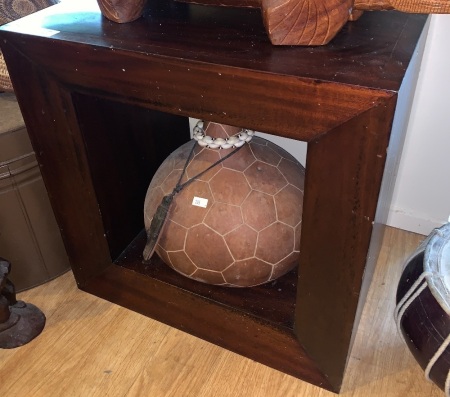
[
  {"x1": 261, "y1": 0, "x2": 353, "y2": 45},
  {"x1": 295, "y1": 99, "x2": 397, "y2": 390}
]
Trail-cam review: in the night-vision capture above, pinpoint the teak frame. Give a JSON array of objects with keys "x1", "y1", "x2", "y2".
[{"x1": 0, "y1": 1, "x2": 427, "y2": 392}]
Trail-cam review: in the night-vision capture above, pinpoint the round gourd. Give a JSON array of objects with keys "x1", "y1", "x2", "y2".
[{"x1": 143, "y1": 121, "x2": 305, "y2": 287}]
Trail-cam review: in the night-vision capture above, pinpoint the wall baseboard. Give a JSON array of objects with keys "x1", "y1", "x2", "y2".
[{"x1": 387, "y1": 207, "x2": 446, "y2": 236}]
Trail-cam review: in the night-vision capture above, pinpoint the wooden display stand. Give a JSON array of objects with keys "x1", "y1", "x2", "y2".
[{"x1": 0, "y1": 1, "x2": 427, "y2": 392}]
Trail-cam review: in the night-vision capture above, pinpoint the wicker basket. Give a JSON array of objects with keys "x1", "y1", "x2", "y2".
[
  {"x1": 0, "y1": 52, "x2": 13, "y2": 92},
  {"x1": 0, "y1": 0, "x2": 59, "y2": 92}
]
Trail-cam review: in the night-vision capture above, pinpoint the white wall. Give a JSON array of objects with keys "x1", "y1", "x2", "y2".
[{"x1": 387, "y1": 14, "x2": 450, "y2": 235}]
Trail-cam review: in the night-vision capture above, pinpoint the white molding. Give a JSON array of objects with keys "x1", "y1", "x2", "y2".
[{"x1": 387, "y1": 207, "x2": 446, "y2": 236}]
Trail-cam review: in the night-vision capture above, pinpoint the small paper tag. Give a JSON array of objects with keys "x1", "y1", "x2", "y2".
[{"x1": 192, "y1": 197, "x2": 208, "y2": 208}]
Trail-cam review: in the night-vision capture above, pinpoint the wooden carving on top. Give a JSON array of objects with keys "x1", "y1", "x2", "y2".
[
  {"x1": 97, "y1": 0, "x2": 450, "y2": 45},
  {"x1": 96, "y1": 0, "x2": 147, "y2": 23}
]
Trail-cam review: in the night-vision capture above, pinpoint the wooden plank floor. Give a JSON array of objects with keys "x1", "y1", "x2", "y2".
[{"x1": 0, "y1": 227, "x2": 444, "y2": 396}]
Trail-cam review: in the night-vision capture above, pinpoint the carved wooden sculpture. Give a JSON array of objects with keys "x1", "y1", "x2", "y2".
[
  {"x1": 96, "y1": 0, "x2": 147, "y2": 23},
  {"x1": 96, "y1": 0, "x2": 450, "y2": 45},
  {"x1": 0, "y1": 257, "x2": 46, "y2": 349}
]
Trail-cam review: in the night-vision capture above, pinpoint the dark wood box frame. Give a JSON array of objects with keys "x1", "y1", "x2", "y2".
[{"x1": 0, "y1": 1, "x2": 427, "y2": 392}]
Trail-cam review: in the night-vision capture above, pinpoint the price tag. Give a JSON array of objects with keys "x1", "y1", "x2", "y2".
[{"x1": 192, "y1": 197, "x2": 208, "y2": 208}]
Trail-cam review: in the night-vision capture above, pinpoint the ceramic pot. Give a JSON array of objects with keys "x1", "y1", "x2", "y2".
[{"x1": 396, "y1": 222, "x2": 450, "y2": 394}]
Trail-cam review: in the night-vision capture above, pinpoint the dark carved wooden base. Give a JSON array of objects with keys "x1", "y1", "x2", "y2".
[{"x1": 0, "y1": 258, "x2": 46, "y2": 349}]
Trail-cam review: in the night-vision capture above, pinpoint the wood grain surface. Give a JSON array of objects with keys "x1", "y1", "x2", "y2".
[{"x1": 95, "y1": 0, "x2": 449, "y2": 44}]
